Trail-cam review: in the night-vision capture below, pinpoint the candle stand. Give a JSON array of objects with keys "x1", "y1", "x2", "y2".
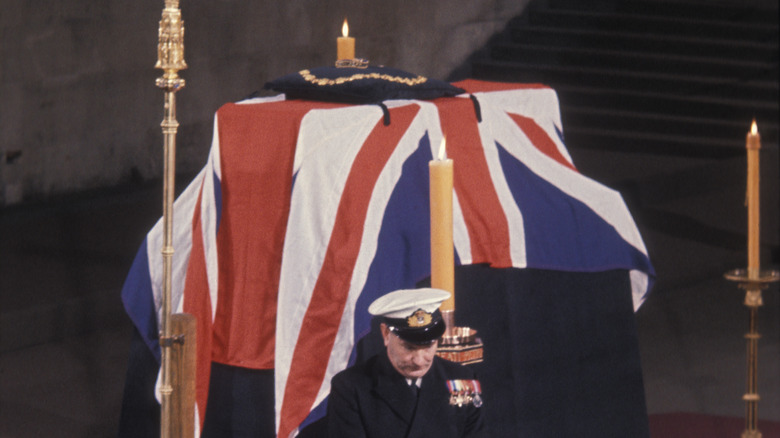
[
  {"x1": 436, "y1": 311, "x2": 484, "y2": 364},
  {"x1": 724, "y1": 268, "x2": 779, "y2": 438},
  {"x1": 428, "y1": 141, "x2": 483, "y2": 365}
]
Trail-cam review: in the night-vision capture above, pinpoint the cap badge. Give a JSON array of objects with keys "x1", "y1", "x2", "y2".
[{"x1": 407, "y1": 309, "x2": 432, "y2": 327}]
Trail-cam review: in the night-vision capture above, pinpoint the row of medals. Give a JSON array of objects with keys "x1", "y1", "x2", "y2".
[{"x1": 449, "y1": 391, "x2": 483, "y2": 408}]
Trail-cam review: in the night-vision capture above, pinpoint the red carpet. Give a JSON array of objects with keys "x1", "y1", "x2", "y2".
[{"x1": 649, "y1": 413, "x2": 780, "y2": 438}]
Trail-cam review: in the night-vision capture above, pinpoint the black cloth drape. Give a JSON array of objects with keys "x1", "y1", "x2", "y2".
[{"x1": 120, "y1": 266, "x2": 649, "y2": 437}]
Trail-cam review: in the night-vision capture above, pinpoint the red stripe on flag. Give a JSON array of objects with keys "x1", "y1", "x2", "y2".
[
  {"x1": 454, "y1": 78, "x2": 550, "y2": 93},
  {"x1": 181, "y1": 183, "x2": 213, "y2": 428},
  {"x1": 213, "y1": 100, "x2": 343, "y2": 369},
  {"x1": 508, "y1": 113, "x2": 577, "y2": 172},
  {"x1": 435, "y1": 98, "x2": 513, "y2": 267},
  {"x1": 277, "y1": 105, "x2": 421, "y2": 438}
]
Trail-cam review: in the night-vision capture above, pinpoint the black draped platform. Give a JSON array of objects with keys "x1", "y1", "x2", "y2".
[{"x1": 121, "y1": 265, "x2": 648, "y2": 437}]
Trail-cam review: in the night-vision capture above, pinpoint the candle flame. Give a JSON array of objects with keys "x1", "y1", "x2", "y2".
[
  {"x1": 437, "y1": 137, "x2": 447, "y2": 160},
  {"x1": 342, "y1": 18, "x2": 349, "y2": 38},
  {"x1": 751, "y1": 119, "x2": 758, "y2": 135}
]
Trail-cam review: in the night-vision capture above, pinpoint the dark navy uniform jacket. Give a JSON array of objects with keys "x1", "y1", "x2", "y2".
[{"x1": 327, "y1": 352, "x2": 484, "y2": 438}]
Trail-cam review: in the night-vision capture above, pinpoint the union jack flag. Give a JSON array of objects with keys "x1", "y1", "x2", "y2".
[{"x1": 121, "y1": 79, "x2": 654, "y2": 437}]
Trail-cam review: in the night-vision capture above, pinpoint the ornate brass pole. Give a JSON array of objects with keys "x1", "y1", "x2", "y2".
[
  {"x1": 155, "y1": 1, "x2": 187, "y2": 437},
  {"x1": 744, "y1": 301, "x2": 760, "y2": 436},
  {"x1": 723, "y1": 273, "x2": 778, "y2": 438}
]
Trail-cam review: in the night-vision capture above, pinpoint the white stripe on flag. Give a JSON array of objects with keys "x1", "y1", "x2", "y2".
[
  {"x1": 472, "y1": 96, "x2": 528, "y2": 268},
  {"x1": 202, "y1": 115, "x2": 221, "y2": 320},
  {"x1": 313, "y1": 102, "x2": 444, "y2": 411},
  {"x1": 470, "y1": 88, "x2": 572, "y2": 165},
  {"x1": 275, "y1": 104, "x2": 385, "y2": 429}
]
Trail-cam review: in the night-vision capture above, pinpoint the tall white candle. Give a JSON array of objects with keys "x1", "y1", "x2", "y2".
[
  {"x1": 746, "y1": 120, "x2": 761, "y2": 278},
  {"x1": 430, "y1": 137, "x2": 454, "y2": 312}
]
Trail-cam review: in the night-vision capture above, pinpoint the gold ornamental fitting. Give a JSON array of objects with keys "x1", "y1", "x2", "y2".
[
  {"x1": 724, "y1": 269, "x2": 780, "y2": 290},
  {"x1": 441, "y1": 326, "x2": 478, "y2": 346},
  {"x1": 334, "y1": 58, "x2": 370, "y2": 68},
  {"x1": 724, "y1": 269, "x2": 778, "y2": 308},
  {"x1": 436, "y1": 309, "x2": 483, "y2": 364},
  {"x1": 437, "y1": 337, "x2": 484, "y2": 365},
  {"x1": 155, "y1": 76, "x2": 185, "y2": 92},
  {"x1": 155, "y1": 2, "x2": 188, "y2": 75},
  {"x1": 159, "y1": 384, "x2": 174, "y2": 396},
  {"x1": 744, "y1": 290, "x2": 763, "y2": 307}
]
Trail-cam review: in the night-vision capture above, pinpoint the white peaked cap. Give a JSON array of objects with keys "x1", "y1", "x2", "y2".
[{"x1": 368, "y1": 288, "x2": 451, "y2": 319}]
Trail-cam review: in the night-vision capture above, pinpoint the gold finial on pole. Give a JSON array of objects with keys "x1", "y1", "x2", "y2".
[
  {"x1": 155, "y1": 1, "x2": 194, "y2": 437},
  {"x1": 156, "y1": 1, "x2": 187, "y2": 78}
]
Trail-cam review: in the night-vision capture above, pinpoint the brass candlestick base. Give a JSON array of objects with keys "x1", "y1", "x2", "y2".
[
  {"x1": 437, "y1": 334, "x2": 484, "y2": 365},
  {"x1": 437, "y1": 310, "x2": 484, "y2": 364},
  {"x1": 724, "y1": 268, "x2": 779, "y2": 438}
]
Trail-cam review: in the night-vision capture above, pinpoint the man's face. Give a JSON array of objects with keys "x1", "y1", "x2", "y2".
[{"x1": 380, "y1": 323, "x2": 438, "y2": 379}]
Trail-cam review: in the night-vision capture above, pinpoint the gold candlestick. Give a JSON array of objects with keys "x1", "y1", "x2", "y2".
[
  {"x1": 724, "y1": 120, "x2": 778, "y2": 438},
  {"x1": 429, "y1": 137, "x2": 483, "y2": 364}
]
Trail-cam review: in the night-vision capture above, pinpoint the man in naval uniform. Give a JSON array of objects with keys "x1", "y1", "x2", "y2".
[{"x1": 327, "y1": 288, "x2": 485, "y2": 438}]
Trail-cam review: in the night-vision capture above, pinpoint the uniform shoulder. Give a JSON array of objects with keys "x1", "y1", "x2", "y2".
[{"x1": 332, "y1": 354, "x2": 380, "y2": 384}]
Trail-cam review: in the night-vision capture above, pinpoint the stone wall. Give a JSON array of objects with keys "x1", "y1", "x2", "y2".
[{"x1": 0, "y1": 0, "x2": 529, "y2": 204}]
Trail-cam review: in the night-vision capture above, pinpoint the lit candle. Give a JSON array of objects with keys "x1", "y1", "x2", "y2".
[
  {"x1": 430, "y1": 137, "x2": 455, "y2": 314},
  {"x1": 746, "y1": 120, "x2": 761, "y2": 278},
  {"x1": 337, "y1": 18, "x2": 355, "y2": 60}
]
